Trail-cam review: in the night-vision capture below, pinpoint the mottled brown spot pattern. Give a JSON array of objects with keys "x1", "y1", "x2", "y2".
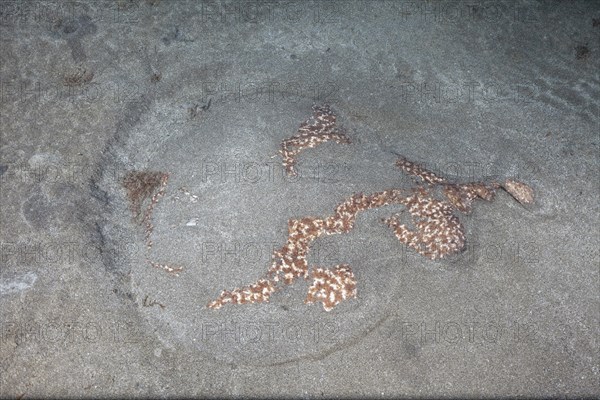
[
  {"x1": 396, "y1": 157, "x2": 446, "y2": 185},
  {"x1": 502, "y1": 179, "x2": 534, "y2": 205},
  {"x1": 280, "y1": 104, "x2": 351, "y2": 176},
  {"x1": 305, "y1": 265, "x2": 357, "y2": 311},
  {"x1": 208, "y1": 188, "x2": 410, "y2": 311},
  {"x1": 442, "y1": 182, "x2": 497, "y2": 214},
  {"x1": 384, "y1": 189, "x2": 465, "y2": 260}
]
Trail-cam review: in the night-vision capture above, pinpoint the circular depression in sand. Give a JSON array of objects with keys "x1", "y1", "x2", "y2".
[{"x1": 99, "y1": 99, "x2": 424, "y2": 365}]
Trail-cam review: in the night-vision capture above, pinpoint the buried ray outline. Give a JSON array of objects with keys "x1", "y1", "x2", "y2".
[{"x1": 123, "y1": 105, "x2": 535, "y2": 311}]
